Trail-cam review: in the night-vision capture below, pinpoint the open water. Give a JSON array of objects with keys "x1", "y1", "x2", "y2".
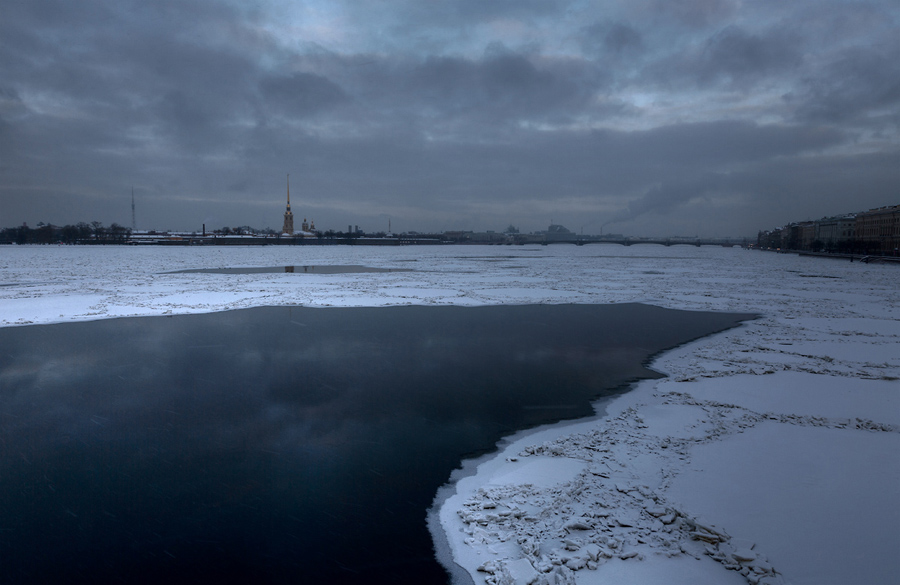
[{"x1": 0, "y1": 304, "x2": 752, "y2": 584}]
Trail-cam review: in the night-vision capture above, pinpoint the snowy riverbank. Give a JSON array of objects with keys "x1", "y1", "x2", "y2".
[{"x1": 2, "y1": 244, "x2": 898, "y2": 584}]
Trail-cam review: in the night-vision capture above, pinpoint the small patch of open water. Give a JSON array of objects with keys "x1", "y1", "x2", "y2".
[
  {"x1": 164, "y1": 265, "x2": 412, "y2": 274},
  {"x1": 0, "y1": 304, "x2": 753, "y2": 584}
]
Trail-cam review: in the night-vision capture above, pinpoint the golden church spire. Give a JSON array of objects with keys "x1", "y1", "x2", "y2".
[{"x1": 282, "y1": 173, "x2": 294, "y2": 235}]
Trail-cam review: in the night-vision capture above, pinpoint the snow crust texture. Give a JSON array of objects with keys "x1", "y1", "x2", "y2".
[{"x1": 1, "y1": 244, "x2": 898, "y2": 585}]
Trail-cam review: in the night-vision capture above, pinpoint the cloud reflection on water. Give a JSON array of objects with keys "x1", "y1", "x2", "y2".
[{"x1": 0, "y1": 304, "x2": 753, "y2": 583}]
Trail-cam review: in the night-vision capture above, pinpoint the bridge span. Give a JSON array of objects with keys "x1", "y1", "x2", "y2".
[{"x1": 543, "y1": 237, "x2": 751, "y2": 248}]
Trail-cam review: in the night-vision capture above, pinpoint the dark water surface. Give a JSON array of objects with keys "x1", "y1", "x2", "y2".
[{"x1": 0, "y1": 304, "x2": 753, "y2": 584}]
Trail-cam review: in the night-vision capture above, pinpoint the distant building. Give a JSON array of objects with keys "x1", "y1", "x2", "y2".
[
  {"x1": 758, "y1": 204, "x2": 898, "y2": 255},
  {"x1": 816, "y1": 214, "x2": 856, "y2": 247},
  {"x1": 856, "y1": 205, "x2": 900, "y2": 255},
  {"x1": 467, "y1": 231, "x2": 510, "y2": 243},
  {"x1": 756, "y1": 227, "x2": 783, "y2": 249},
  {"x1": 800, "y1": 221, "x2": 816, "y2": 250},
  {"x1": 544, "y1": 224, "x2": 576, "y2": 242},
  {"x1": 281, "y1": 174, "x2": 316, "y2": 237},
  {"x1": 282, "y1": 174, "x2": 294, "y2": 235}
]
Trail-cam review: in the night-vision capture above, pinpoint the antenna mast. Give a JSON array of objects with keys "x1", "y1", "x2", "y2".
[{"x1": 131, "y1": 187, "x2": 136, "y2": 231}]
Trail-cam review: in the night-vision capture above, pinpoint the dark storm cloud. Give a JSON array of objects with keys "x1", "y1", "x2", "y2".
[
  {"x1": 1, "y1": 0, "x2": 254, "y2": 157},
  {"x1": 650, "y1": 0, "x2": 741, "y2": 28},
  {"x1": 0, "y1": 86, "x2": 25, "y2": 153},
  {"x1": 1, "y1": 0, "x2": 898, "y2": 235},
  {"x1": 400, "y1": 48, "x2": 599, "y2": 130},
  {"x1": 698, "y1": 26, "x2": 803, "y2": 85},
  {"x1": 258, "y1": 72, "x2": 347, "y2": 118},
  {"x1": 579, "y1": 21, "x2": 644, "y2": 62},
  {"x1": 585, "y1": 121, "x2": 845, "y2": 170},
  {"x1": 642, "y1": 24, "x2": 804, "y2": 89},
  {"x1": 367, "y1": 0, "x2": 568, "y2": 32},
  {"x1": 794, "y1": 42, "x2": 900, "y2": 125},
  {"x1": 498, "y1": 121, "x2": 849, "y2": 227},
  {"x1": 604, "y1": 23, "x2": 644, "y2": 56}
]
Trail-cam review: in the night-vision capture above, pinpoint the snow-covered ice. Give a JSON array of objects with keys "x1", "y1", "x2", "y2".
[{"x1": 1, "y1": 243, "x2": 898, "y2": 585}]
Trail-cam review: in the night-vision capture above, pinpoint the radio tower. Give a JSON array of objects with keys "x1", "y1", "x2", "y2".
[{"x1": 131, "y1": 187, "x2": 136, "y2": 231}]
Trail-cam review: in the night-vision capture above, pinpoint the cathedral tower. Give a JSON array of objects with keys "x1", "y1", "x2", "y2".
[{"x1": 282, "y1": 174, "x2": 294, "y2": 235}]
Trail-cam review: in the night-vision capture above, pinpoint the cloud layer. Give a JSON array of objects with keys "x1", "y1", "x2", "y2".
[{"x1": 2, "y1": 0, "x2": 898, "y2": 235}]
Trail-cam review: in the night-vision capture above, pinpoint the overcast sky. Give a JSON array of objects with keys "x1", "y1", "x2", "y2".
[{"x1": 1, "y1": 0, "x2": 898, "y2": 236}]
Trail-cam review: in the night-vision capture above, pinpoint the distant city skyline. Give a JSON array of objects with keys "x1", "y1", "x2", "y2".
[{"x1": 2, "y1": 1, "x2": 899, "y2": 237}]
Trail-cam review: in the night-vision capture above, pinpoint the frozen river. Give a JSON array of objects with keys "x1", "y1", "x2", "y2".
[
  {"x1": 0, "y1": 243, "x2": 773, "y2": 325},
  {"x1": 1, "y1": 244, "x2": 898, "y2": 584}
]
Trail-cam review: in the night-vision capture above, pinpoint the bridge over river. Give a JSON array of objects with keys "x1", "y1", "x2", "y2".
[{"x1": 542, "y1": 237, "x2": 751, "y2": 248}]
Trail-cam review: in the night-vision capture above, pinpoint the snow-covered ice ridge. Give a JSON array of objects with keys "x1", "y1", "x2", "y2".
[{"x1": 2, "y1": 245, "x2": 898, "y2": 585}]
